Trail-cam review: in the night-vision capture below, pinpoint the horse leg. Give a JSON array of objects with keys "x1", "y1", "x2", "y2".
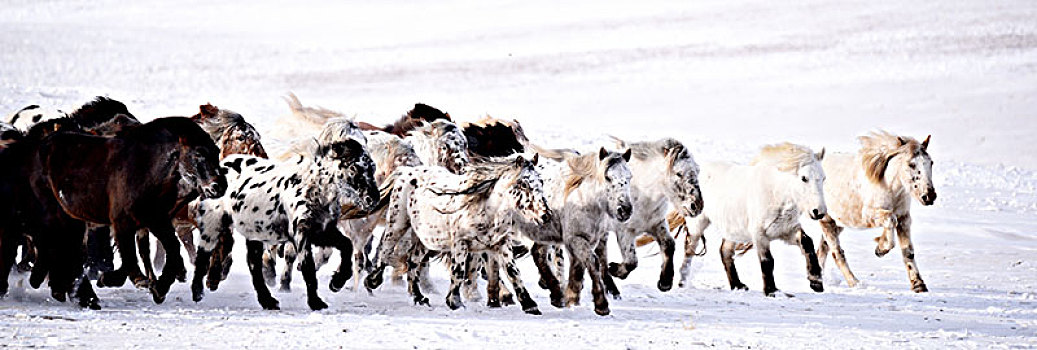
[
  {"x1": 405, "y1": 247, "x2": 430, "y2": 306},
  {"x1": 720, "y1": 238, "x2": 747, "y2": 291},
  {"x1": 136, "y1": 229, "x2": 155, "y2": 286},
  {"x1": 309, "y1": 226, "x2": 353, "y2": 293},
  {"x1": 0, "y1": 229, "x2": 19, "y2": 296},
  {"x1": 649, "y1": 221, "x2": 676, "y2": 291},
  {"x1": 279, "y1": 243, "x2": 296, "y2": 293},
  {"x1": 550, "y1": 245, "x2": 566, "y2": 286},
  {"x1": 298, "y1": 245, "x2": 328, "y2": 311},
  {"x1": 99, "y1": 221, "x2": 144, "y2": 289},
  {"x1": 795, "y1": 228, "x2": 823, "y2": 292},
  {"x1": 205, "y1": 213, "x2": 234, "y2": 291},
  {"x1": 149, "y1": 223, "x2": 184, "y2": 304},
  {"x1": 819, "y1": 216, "x2": 859, "y2": 287},
  {"x1": 15, "y1": 236, "x2": 34, "y2": 273},
  {"x1": 463, "y1": 254, "x2": 484, "y2": 303},
  {"x1": 896, "y1": 214, "x2": 928, "y2": 292},
  {"x1": 365, "y1": 199, "x2": 411, "y2": 290},
  {"x1": 73, "y1": 269, "x2": 100, "y2": 310},
  {"x1": 679, "y1": 218, "x2": 708, "y2": 288},
  {"x1": 191, "y1": 248, "x2": 212, "y2": 302},
  {"x1": 874, "y1": 211, "x2": 897, "y2": 257},
  {"x1": 246, "y1": 240, "x2": 279, "y2": 310},
  {"x1": 486, "y1": 252, "x2": 502, "y2": 308},
  {"x1": 497, "y1": 246, "x2": 541, "y2": 315},
  {"x1": 608, "y1": 228, "x2": 639, "y2": 280},
  {"x1": 755, "y1": 239, "x2": 778, "y2": 297},
  {"x1": 597, "y1": 235, "x2": 621, "y2": 300},
  {"x1": 85, "y1": 226, "x2": 113, "y2": 281},
  {"x1": 261, "y1": 245, "x2": 278, "y2": 287},
  {"x1": 445, "y1": 250, "x2": 471, "y2": 310},
  {"x1": 531, "y1": 243, "x2": 565, "y2": 308}
]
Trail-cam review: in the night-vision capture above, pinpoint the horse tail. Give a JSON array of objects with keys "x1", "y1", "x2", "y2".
[
  {"x1": 607, "y1": 135, "x2": 628, "y2": 150},
  {"x1": 428, "y1": 179, "x2": 498, "y2": 214},
  {"x1": 528, "y1": 143, "x2": 580, "y2": 162},
  {"x1": 640, "y1": 209, "x2": 707, "y2": 256},
  {"x1": 283, "y1": 92, "x2": 341, "y2": 127}
]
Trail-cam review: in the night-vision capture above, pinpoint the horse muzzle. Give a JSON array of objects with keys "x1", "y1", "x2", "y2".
[
  {"x1": 615, "y1": 204, "x2": 633, "y2": 222},
  {"x1": 808, "y1": 208, "x2": 825, "y2": 220},
  {"x1": 921, "y1": 190, "x2": 937, "y2": 206}
]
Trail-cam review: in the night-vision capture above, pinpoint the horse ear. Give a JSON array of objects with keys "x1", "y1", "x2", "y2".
[
  {"x1": 598, "y1": 147, "x2": 608, "y2": 160},
  {"x1": 897, "y1": 136, "x2": 907, "y2": 146},
  {"x1": 817, "y1": 147, "x2": 825, "y2": 160},
  {"x1": 921, "y1": 135, "x2": 930, "y2": 150},
  {"x1": 531, "y1": 153, "x2": 539, "y2": 166},
  {"x1": 622, "y1": 148, "x2": 632, "y2": 162}
]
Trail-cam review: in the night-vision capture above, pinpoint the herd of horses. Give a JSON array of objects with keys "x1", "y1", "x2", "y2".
[{"x1": 0, "y1": 95, "x2": 937, "y2": 316}]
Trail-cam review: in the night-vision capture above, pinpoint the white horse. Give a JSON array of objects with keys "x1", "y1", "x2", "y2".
[
  {"x1": 365, "y1": 155, "x2": 551, "y2": 315},
  {"x1": 606, "y1": 137, "x2": 704, "y2": 295},
  {"x1": 512, "y1": 146, "x2": 634, "y2": 316},
  {"x1": 678, "y1": 143, "x2": 827, "y2": 296},
  {"x1": 815, "y1": 131, "x2": 936, "y2": 292}
]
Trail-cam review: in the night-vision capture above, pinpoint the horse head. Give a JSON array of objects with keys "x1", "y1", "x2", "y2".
[
  {"x1": 599, "y1": 147, "x2": 634, "y2": 222},
  {"x1": 898, "y1": 135, "x2": 937, "y2": 206},
  {"x1": 659, "y1": 139, "x2": 704, "y2": 218},
  {"x1": 424, "y1": 120, "x2": 469, "y2": 174},
  {"x1": 753, "y1": 143, "x2": 827, "y2": 220},
  {"x1": 502, "y1": 154, "x2": 551, "y2": 225},
  {"x1": 168, "y1": 118, "x2": 227, "y2": 200},
  {"x1": 318, "y1": 139, "x2": 379, "y2": 215}
]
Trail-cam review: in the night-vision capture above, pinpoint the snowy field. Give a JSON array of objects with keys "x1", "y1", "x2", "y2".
[{"x1": 2, "y1": 0, "x2": 1036, "y2": 348}]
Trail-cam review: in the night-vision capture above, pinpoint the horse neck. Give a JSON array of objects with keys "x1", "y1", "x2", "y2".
[
  {"x1": 757, "y1": 166, "x2": 802, "y2": 210},
  {"x1": 879, "y1": 155, "x2": 911, "y2": 197},
  {"x1": 629, "y1": 155, "x2": 671, "y2": 202}
]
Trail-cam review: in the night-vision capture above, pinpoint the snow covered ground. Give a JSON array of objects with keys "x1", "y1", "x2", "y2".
[{"x1": 1, "y1": 0, "x2": 1035, "y2": 348}]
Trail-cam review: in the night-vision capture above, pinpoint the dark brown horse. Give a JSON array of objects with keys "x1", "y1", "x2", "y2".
[
  {"x1": 357, "y1": 103, "x2": 452, "y2": 137},
  {"x1": 0, "y1": 118, "x2": 95, "y2": 307},
  {"x1": 31, "y1": 116, "x2": 226, "y2": 304}
]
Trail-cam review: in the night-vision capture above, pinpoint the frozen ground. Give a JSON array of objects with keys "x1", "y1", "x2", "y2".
[{"x1": 1, "y1": 0, "x2": 1036, "y2": 348}]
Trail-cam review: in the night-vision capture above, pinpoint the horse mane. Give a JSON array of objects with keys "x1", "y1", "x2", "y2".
[
  {"x1": 430, "y1": 155, "x2": 529, "y2": 213},
  {"x1": 69, "y1": 96, "x2": 136, "y2": 129},
  {"x1": 136, "y1": 117, "x2": 218, "y2": 149},
  {"x1": 24, "y1": 117, "x2": 82, "y2": 141},
  {"x1": 196, "y1": 107, "x2": 257, "y2": 141},
  {"x1": 858, "y1": 130, "x2": 923, "y2": 184},
  {"x1": 563, "y1": 153, "x2": 606, "y2": 198},
  {"x1": 751, "y1": 142, "x2": 817, "y2": 173},
  {"x1": 91, "y1": 113, "x2": 141, "y2": 136},
  {"x1": 366, "y1": 131, "x2": 421, "y2": 172},
  {"x1": 284, "y1": 92, "x2": 347, "y2": 127},
  {"x1": 613, "y1": 136, "x2": 686, "y2": 162},
  {"x1": 462, "y1": 116, "x2": 528, "y2": 157},
  {"x1": 361, "y1": 103, "x2": 451, "y2": 137}
]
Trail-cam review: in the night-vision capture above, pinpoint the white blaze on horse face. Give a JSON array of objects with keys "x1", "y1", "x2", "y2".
[
  {"x1": 902, "y1": 151, "x2": 937, "y2": 206},
  {"x1": 796, "y1": 159, "x2": 827, "y2": 220},
  {"x1": 605, "y1": 159, "x2": 634, "y2": 222}
]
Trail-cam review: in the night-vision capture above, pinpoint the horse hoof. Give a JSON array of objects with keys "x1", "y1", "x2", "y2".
[
  {"x1": 657, "y1": 280, "x2": 673, "y2": 292},
  {"x1": 732, "y1": 284, "x2": 749, "y2": 291},
  {"x1": 487, "y1": 298, "x2": 502, "y2": 308},
  {"x1": 538, "y1": 278, "x2": 550, "y2": 290},
  {"x1": 308, "y1": 298, "x2": 328, "y2": 311},
  {"x1": 501, "y1": 294, "x2": 516, "y2": 306},
  {"x1": 446, "y1": 298, "x2": 464, "y2": 311},
  {"x1": 608, "y1": 262, "x2": 630, "y2": 279},
  {"x1": 414, "y1": 297, "x2": 430, "y2": 307},
  {"x1": 329, "y1": 273, "x2": 349, "y2": 293},
  {"x1": 875, "y1": 246, "x2": 892, "y2": 257},
  {"x1": 810, "y1": 280, "x2": 824, "y2": 293},
  {"x1": 133, "y1": 279, "x2": 151, "y2": 289},
  {"x1": 192, "y1": 292, "x2": 204, "y2": 303},
  {"x1": 524, "y1": 307, "x2": 542, "y2": 315},
  {"x1": 594, "y1": 306, "x2": 610, "y2": 316},
  {"x1": 912, "y1": 283, "x2": 929, "y2": 293},
  {"x1": 550, "y1": 296, "x2": 564, "y2": 308},
  {"x1": 51, "y1": 290, "x2": 67, "y2": 302},
  {"x1": 176, "y1": 270, "x2": 187, "y2": 283},
  {"x1": 278, "y1": 284, "x2": 291, "y2": 293},
  {"x1": 16, "y1": 262, "x2": 32, "y2": 273},
  {"x1": 259, "y1": 297, "x2": 280, "y2": 310},
  {"x1": 364, "y1": 274, "x2": 383, "y2": 290}
]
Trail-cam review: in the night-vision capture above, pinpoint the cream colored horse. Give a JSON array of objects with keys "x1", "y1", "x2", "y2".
[{"x1": 816, "y1": 131, "x2": 936, "y2": 292}]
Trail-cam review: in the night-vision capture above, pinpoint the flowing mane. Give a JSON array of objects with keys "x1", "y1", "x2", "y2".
[
  {"x1": 614, "y1": 137, "x2": 686, "y2": 163},
  {"x1": 69, "y1": 96, "x2": 136, "y2": 129},
  {"x1": 858, "y1": 130, "x2": 925, "y2": 184},
  {"x1": 283, "y1": 92, "x2": 347, "y2": 127},
  {"x1": 461, "y1": 116, "x2": 529, "y2": 157},
  {"x1": 751, "y1": 142, "x2": 817, "y2": 173},
  {"x1": 195, "y1": 107, "x2": 256, "y2": 141},
  {"x1": 358, "y1": 103, "x2": 452, "y2": 137}
]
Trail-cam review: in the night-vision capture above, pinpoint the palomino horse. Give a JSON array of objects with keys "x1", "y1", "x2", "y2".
[
  {"x1": 678, "y1": 143, "x2": 827, "y2": 296},
  {"x1": 815, "y1": 131, "x2": 936, "y2": 292},
  {"x1": 605, "y1": 137, "x2": 704, "y2": 295},
  {"x1": 191, "y1": 139, "x2": 378, "y2": 310},
  {"x1": 365, "y1": 155, "x2": 551, "y2": 315}
]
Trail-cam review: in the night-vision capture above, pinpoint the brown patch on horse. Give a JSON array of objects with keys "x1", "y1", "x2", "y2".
[
  {"x1": 361, "y1": 103, "x2": 452, "y2": 138},
  {"x1": 192, "y1": 103, "x2": 220, "y2": 122}
]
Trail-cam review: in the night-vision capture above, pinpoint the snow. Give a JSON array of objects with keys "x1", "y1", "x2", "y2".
[{"x1": 1, "y1": 0, "x2": 1036, "y2": 348}]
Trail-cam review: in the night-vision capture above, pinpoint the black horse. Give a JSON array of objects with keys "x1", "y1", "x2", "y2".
[{"x1": 26, "y1": 116, "x2": 226, "y2": 305}]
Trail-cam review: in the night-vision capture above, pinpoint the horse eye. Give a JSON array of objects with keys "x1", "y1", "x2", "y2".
[
  {"x1": 908, "y1": 163, "x2": 916, "y2": 169},
  {"x1": 801, "y1": 176, "x2": 809, "y2": 183}
]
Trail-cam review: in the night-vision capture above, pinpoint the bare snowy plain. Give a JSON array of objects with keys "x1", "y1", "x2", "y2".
[{"x1": 2, "y1": 0, "x2": 1036, "y2": 348}]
